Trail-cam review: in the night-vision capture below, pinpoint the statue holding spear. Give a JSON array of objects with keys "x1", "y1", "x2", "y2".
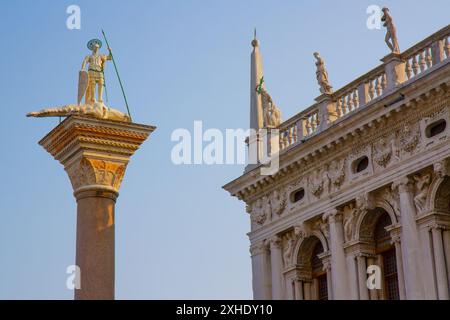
[{"x1": 27, "y1": 32, "x2": 132, "y2": 122}]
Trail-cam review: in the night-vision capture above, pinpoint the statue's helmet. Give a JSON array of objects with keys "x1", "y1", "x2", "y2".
[{"x1": 87, "y1": 39, "x2": 103, "y2": 50}]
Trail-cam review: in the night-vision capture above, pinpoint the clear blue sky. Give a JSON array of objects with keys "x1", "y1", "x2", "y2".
[{"x1": 0, "y1": 0, "x2": 448, "y2": 299}]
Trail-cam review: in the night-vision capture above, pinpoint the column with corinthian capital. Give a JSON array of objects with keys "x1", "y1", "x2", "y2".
[
  {"x1": 38, "y1": 116, "x2": 155, "y2": 300},
  {"x1": 250, "y1": 241, "x2": 272, "y2": 299},
  {"x1": 270, "y1": 236, "x2": 284, "y2": 299},
  {"x1": 431, "y1": 224, "x2": 450, "y2": 299},
  {"x1": 392, "y1": 177, "x2": 425, "y2": 299},
  {"x1": 323, "y1": 209, "x2": 350, "y2": 299}
]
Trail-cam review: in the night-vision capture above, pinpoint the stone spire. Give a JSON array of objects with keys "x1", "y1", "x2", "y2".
[{"x1": 250, "y1": 30, "x2": 264, "y2": 130}]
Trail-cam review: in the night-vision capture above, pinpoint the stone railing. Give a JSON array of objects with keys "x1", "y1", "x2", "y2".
[
  {"x1": 277, "y1": 24, "x2": 450, "y2": 152},
  {"x1": 403, "y1": 30, "x2": 450, "y2": 82}
]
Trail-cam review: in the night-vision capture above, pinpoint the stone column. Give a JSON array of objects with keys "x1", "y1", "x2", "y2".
[
  {"x1": 418, "y1": 225, "x2": 438, "y2": 299},
  {"x1": 356, "y1": 254, "x2": 369, "y2": 300},
  {"x1": 443, "y1": 230, "x2": 450, "y2": 291},
  {"x1": 312, "y1": 279, "x2": 319, "y2": 300},
  {"x1": 431, "y1": 225, "x2": 450, "y2": 300},
  {"x1": 303, "y1": 281, "x2": 311, "y2": 300},
  {"x1": 392, "y1": 177, "x2": 425, "y2": 299},
  {"x1": 391, "y1": 235, "x2": 406, "y2": 300},
  {"x1": 250, "y1": 241, "x2": 271, "y2": 299},
  {"x1": 346, "y1": 253, "x2": 359, "y2": 299},
  {"x1": 323, "y1": 209, "x2": 350, "y2": 299},
  {"x1": 367, "y1": 256, "x2": 378, "y2": 300},
  {"x1": 294, "y1": 278, "x2": 304, "y2": 300},
  {"x1": 269, "y1": 236, "x2": 284, "y2": 299},
  {"x1": 39, "y1": 116, "x2": 155, "y2": 299},
  {"x1": 323, "y1": 258, "x2": 333, "y2": 300}
]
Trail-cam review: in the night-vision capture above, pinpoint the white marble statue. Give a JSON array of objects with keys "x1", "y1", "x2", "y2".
[{"x1": 313, "y1": 52, "x2": 333, "y2": 94}]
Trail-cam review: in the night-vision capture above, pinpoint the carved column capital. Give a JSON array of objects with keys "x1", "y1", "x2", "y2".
[
  {"x1": 323, "y1": 208, "x2": 342, "y2": 224},
  {"x1": 392, "y1": 176, "x2": 414, "y2": 193},
  {"x1": 38, "y1": 116, "x2": 155, "y2": 199},
  {"x1": 250, "y1": 241, "x2": 269, "y2": 256},
  {"x1": 66, "y1": 157, "x2": 127, "y2": 197},
  {"x1": 428, "y1": 223, "x2": 448, "y2": 232},
  {"x1": 322, "y1": 258, "x2": 332, "y2": 271},
  {"x1": 434, "y1": 158, "x2": 450, "y2": 178},
  {"x1": 270, "y1": 235, "x2": 283, "y2": 250},
  {"x1": 390, "y1": 233, "x2": 402, "y2": 245}
]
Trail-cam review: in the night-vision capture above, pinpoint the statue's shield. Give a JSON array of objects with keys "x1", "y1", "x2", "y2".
[{"x1": 77, "y1": 70, "x2": 89, "y2": 105}]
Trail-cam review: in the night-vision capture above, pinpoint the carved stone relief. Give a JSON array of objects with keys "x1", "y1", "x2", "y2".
[
  {"x1": 328, "y1": 158, "x2": 346, "y2": 192},
  {"x1": 372, "y1": 134, "x2": 399, "y2": 169},
  {"x1": 398, "y1": 122, "x2": 420, "y2": 154},
  {"x1": 308, "y1": 168, "x2": 330, "y2": 199},
  {"x1": 413, "y1": 172, "x2": 432, "y2": 214}
]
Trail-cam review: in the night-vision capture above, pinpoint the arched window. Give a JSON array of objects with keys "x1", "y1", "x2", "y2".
[
  {"x1": 374, "y1": 213, "x2": 399, "y2": 300},
  {"x1": 295, "y1": 236, "x2": 328, "y2": 300}
]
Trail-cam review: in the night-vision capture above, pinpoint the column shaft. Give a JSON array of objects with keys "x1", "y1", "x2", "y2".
[
  {"x1": 393, "y1": 241, "x2": 406, "y2": 300},
  {"x1": 250, "y1": 243, "x2": 271, "y2": 299},
  {"x1": 443, "y1": 231, "x2": 450, "y2": 292},
  {"x1": 432, "y1": 227, "x2": 449, "y2": 299},
  {"x1": 357, "y1": 255, "x2": 369, "y2": 300},
  {"x1": 326, "y1": 269, "x2": 333, "y2": 300},
  {"x1": 326, "y1": 211, "x2": 350, "y2": 299},
  {"x1": 294, "y1": 280, "x2": 304, "y2": 300},
  {"x1": 419, "y1": 227, "x2": 438, "y2": 299},
  {"x1": 270, "y1": 237, "x2": 284, "y2": 299},
  {"x1": 367, "y1": 257, "x2": 378, "y2": 300},
  {"x1": 74, "y1": 189, "x2": 117, "y2": 300},
  {"x1": 394, "y1": 178, "x2": 425, "y2": 299},
  {"x1": 303, "y1": 281, "x2": 311, "y2": 300},
  {"x1": 346, "y1": 254, "x2": 359, "y2": 299}
]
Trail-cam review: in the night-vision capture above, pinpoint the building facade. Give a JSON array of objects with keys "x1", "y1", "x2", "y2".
[{"x1": 224, "y1": 25, "x2": 450, "y2": 300}]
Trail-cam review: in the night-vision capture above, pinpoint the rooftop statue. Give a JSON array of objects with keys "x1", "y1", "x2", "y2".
[
  {"x1": 381, "y1": 7, "x2": 400, "y2": 54},
  {"x1": 27, "y1": 37, "x2": 131, "y2": 122},
  {"x1": 257, "y1": 85, "x2": 282, "y2": 128},
  {"x1": 313, "y1": 52, "x2": 333, "y2": 95}
]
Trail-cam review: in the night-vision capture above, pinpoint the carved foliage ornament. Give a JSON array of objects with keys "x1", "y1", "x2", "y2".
[
  {"x1": 65, "y1": 157, "x2": 127, "y2": 192},
  {"x1": 373, "y1": 135, "x2": 398, "y2": 168},
  {"x1": 251, "y1": 196, "x2": 270, "y2": 225},
  {"x1": 399, "y1": 122, "x2": 420, "y2": 153},
  {"x1": 270, "y1": 189, "x2": 287, "y2": 217},
  {"x1": 251, "y1": 188, "x2": 287, "y2": 226},
  {"x1": 308, "y1": 168, "x2": 330, "y2": 199},
  {"x1": 328, "y1": 158, "x2": 346, "y2": 191}
]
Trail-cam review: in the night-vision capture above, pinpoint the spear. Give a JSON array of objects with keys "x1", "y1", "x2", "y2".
[{"x1": 101, "y1": 29, "x2": 132, "y2": 121}]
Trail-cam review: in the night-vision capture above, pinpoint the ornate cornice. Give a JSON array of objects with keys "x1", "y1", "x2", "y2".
[{"x1": 224, "y1": 76, "x2": 449, "y2": 203}]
